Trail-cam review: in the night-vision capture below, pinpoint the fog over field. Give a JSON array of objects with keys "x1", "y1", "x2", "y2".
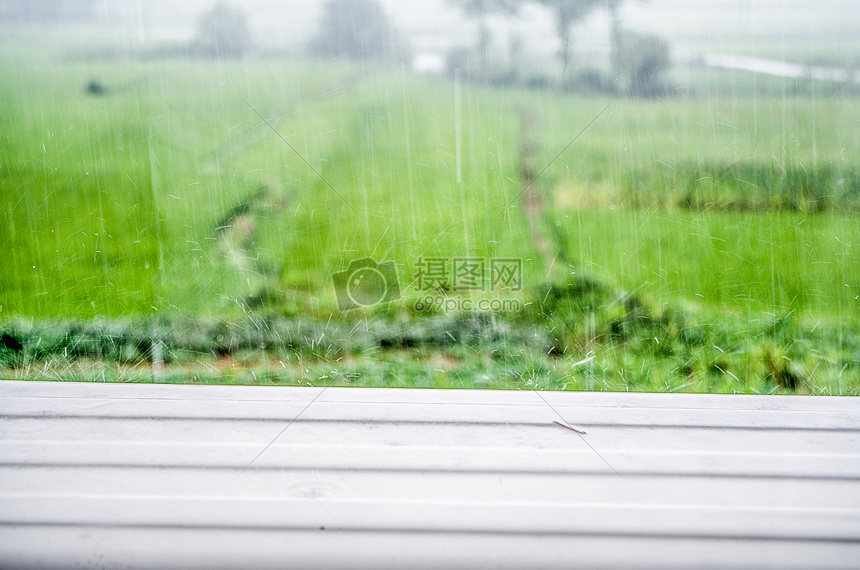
[{"x1": 4, "y1": 0, "x2": 859, "y2": 63}]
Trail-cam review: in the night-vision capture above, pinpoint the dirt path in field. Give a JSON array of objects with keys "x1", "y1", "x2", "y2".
[
  {"x1": 517, "y1": 110, "x2": 567, "y2": 276},
  {"x1": 212, "y1": 184, "x2": 285, "y2": 306},
  {"x1": 210, "y1": 72, "x2": 369, "y2": 307}
]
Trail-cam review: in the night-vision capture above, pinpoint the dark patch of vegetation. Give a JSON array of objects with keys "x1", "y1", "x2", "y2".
[
  {"x1": 759, "y1": 344, "x2": 804, "y2": 390},
  {"x1": 622, "y1": 161, "x2": 860, "y2": 212},
  {"x1": 511, "y1": 272, "x2": 858, "y2": 394},
  {"x1": 2, "y1": 300, "x2": 857, "y2": 394},
  {"x1": 84, "y1": 79, "x2": 107, "y2": 96},
  {"x1": 0, "y1": 313, "x2": 552, "y2": 368},
  {"x1": 522, "y1": 274, "x2": 693, "y2": 355}
]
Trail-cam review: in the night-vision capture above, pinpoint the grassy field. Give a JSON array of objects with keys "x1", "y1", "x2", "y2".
[{"x1": 1, "y1": 45, "x2": 859, "y2": 394}]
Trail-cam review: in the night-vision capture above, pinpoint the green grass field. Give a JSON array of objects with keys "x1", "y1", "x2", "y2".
[{"x1": 1, "y1": 45, "x2": 859, "y2": 394}]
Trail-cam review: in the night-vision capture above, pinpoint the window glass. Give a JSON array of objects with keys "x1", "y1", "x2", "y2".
[{"x1": 1, "y1": 0, "x2": 857, "y2": 394}]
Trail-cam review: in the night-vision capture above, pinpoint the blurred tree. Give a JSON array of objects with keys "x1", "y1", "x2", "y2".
[
  {"x1": 605, "y1": 0, "x2": 624, "y2": 54},
  {"x1": 450, "y1": 0, "x2": 522, "y2": 81},
  {"x1": 308, "y1": 0, "x2": 408, "y2": 62},
  {"x1": 194, "y1": 2, "x2": 252, "y2": 58},
  {"x1": 604, "y1": 0, "x2": 648, "y2": 78},
  {"x1": 534, "y1": 0, "x2": 601, "y2": 78},
  {"x1": 612, "y1": 30, "x2": 670, "y2": 97}
]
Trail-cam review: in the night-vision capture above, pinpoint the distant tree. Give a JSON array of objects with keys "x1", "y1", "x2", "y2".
[
  {"x1": 534, "y1": 0, "x2": 602, "y2": 78},
  {"x1": 605, "y1": 0, "x2": 624, "y2": 53},
  {"x1": 450, "y1": 0, "x2": 522, "y2": 79},
  {"x1": 308, "y1": 0, "x2": 408, "y2": 62},
  {"x1": 604, "y1": 0, "x2": 648, "y2": 78},
  {"x1": 612, "y1": 30, "x2": 670, "y2": 97},
  {"x1": 194, "y1": 2, "x2": 252, "y2": 58}
]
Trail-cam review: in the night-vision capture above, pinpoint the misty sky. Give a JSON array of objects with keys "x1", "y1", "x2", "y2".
[{"x1": 3, "y1": 0, "x2": 859, "y2": 63}]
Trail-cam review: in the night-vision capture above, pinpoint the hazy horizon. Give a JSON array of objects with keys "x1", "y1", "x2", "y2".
[{"x1": 2, "y1": 0, "x2": 858, "y2": 65}]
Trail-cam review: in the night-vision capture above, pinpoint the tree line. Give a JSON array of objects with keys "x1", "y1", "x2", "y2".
[
  {"x1": 302, "y1": 0, "x2": 671, "y2": 96},
  {"x1": 449, "y1": 0, "x2": 670, "y2": 96},
  {"x1": 191, "y1": 0, "x2": 670, "y2": 97}
]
